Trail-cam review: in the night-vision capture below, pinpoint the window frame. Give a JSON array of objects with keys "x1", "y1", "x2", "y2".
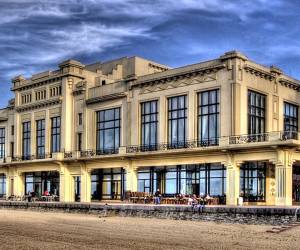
[
  {"x1": 167, "y1": 95, "x2": 187, "y2": 148},
  {"x1": 22, "y1": 121, "x2": 31, "y2": 160},
  {"x1": 141, "y1": 100, "x2": 158, "y2": 150},
  {"x1": 248, "y1": 90, "x2": 266, "y2": 135},
  {"x1": 198, "y1": 89, "x2": 220, "y2": 146},
  {"x1": 96, "y1": 107, "x2": 121, "y2": 154},
  {"x1": 0, "y1": 128, "x2": 5, "y2": 159},
  {"x1": 51, "y1": 117, "x2": 61, "y2": 153},
  {"x1": 36, "y1": 119, "x2": 45, "y2": 158},
  {"x1": 240, "y1": 161, "x2": 266, "y2": 202}
]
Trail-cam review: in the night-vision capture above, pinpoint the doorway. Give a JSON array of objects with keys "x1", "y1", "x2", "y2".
[
  {"x1": 74, "y1": 176, "x2": 81, "y2": 202},
  {"x1": 293, "y1": 165, "x2": 300, "y2": 203}
]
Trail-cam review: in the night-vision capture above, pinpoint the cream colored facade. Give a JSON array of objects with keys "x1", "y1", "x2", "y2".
[{"x1": 0, "y1": 51, "x2": 300, "y2": 206}]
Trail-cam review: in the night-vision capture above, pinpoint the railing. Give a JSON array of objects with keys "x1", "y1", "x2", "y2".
[
  {"x1": 280, "y1": 131, "x2": 298, "y2": 140},
  {"x1": 12, "y1": 153, "x2": 52, "y2": 162},
  {"x1": 229, "y1": 133, "x2": 269, "y2": 145},
  {"x1": 126, "y1": 139, "x2": 219, "y2": 153},
  {"x1": 64, "y1": 151, "x2": 73, "y2": 159},
  {"x1": 80, "y1": 148, "x2": 119, "y2": 158}
]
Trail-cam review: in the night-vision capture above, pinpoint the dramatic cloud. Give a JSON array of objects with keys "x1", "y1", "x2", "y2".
[{"x1": 0, "y1": 0, "x2": 299, "y2": 107}]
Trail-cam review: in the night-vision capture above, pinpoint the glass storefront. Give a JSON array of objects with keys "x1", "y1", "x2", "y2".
[
  {"x1": 240, "y1": 162, "x2": 266, "y2": 202},
  {"x1": 137, "y1": 164, "x2": 226, "y2": 200},
  {"x1": 91, "y1": 168, "x2": 126, "y2": 200},
  {"x1": 25, "y1": 171, "x2": 59, "y2": 197},
  {"x1": 0, "y1": 174, "x2": 6, "y2": 198}
]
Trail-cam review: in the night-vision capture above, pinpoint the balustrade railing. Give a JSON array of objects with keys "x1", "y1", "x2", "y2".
[
  {"x1": 12, "y1": 153, "x2": 52, "y2": 162},
  {"x1": 80, "y1": 148, "x2": 119, "y2": 157},
  {"x1": 229, "y1": 133, "x2": 269, "y2": 145},
  {"x1": 63, "y1": 151, "x2": 73, "y2": 159},
  {"x1": 126, "y1": 139, "x2": 219, "y2": 153},
  {"x1": 280, "y1": 131, "x2": 298, "y2": 140}
]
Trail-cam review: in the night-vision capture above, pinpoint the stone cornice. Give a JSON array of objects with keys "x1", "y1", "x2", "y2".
[
  {"x1": 15, "y1": 98, "x2": 62, "y2": 113},
  {"x1": 86, "y1": 93, "x2": 127, "y2": 105},
  {"x1": 11, "y1": 72, "x2": 85, "y2": 92},
  {"x1": 278, "y1": 78, "x2": 300, "y2": 91},
  {"x1": 244, "y1": 64, "x2": 275, "y2": 81},
  {"x1": 130, "y1": 63, "x2": 226, "y2": 89}
]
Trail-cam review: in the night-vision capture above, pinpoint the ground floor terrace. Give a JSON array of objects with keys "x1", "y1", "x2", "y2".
[{"x1": 1, "y1": 148, "x2": 300, "y2": 206}]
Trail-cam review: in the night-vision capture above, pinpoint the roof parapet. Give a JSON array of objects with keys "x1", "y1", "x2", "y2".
[
  {"x1": 270, "y1": 65, "x2": 282, "y2": 75},
  {"x1": 59, "y1": 59, "x2": 84, "y2": 69},
  {"x1": 219, "y1": 50, "x2": 248, "y2": 61}
]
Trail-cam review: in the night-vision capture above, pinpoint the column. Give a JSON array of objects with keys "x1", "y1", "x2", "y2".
[
  {"x1": 225, "y1": 162, "x2": 240, "y2": 205},
  {"x1": 126, "y1": 166, "x2": 138, "y2": 192},
  {"x1": 159, "y1": 96, "x2": 166, "y2": 143},
  {"x1": 14, "y1": 171, "x2": 24, "y2": 196},
  {"x1": 80, "y1": 165, "x2": 91, "y2": 202},
  {"x1": 188, "y1": 90, "x2": 195, "y2": 140},
  {"x1": 275, "y1": 163, "x2": 292, "y2": 206},
  {"x1": 59, "y1": 164, "x2": 72, "y2": 202}
]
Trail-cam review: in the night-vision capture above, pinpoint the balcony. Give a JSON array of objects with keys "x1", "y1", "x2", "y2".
[
  {"x1": 11, "y1": 153, "x2": 53, "y2": 162},
  {"x1": 126, "y1": 139, "x2": 219, "y2": 153},
  {"x1": 229, "y1": 133, "x2": 269, "y2": 145},
  {"x1": 86, "y1": 82, "x2": 127, "y2": 104},
  {"x1": 126, "y1": 131, "x2": 300, "y2": 154},
  {"x1": 63, "y1": 148, "x2": 120, "y2": 159},
  {"x1": 2, "y1": 131, "x2": 299, "y2": 164}
]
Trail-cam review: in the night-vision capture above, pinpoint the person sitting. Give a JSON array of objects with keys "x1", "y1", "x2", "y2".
[
  {"x1": 43, "y1": 190, "x2": 50, "y2": 196},
  {"x1": 187, "y1": 195, "x2": 193, "y2": 205},
  {"x1": 154, "y1": 189, "x2": 161, "y2": 205}
]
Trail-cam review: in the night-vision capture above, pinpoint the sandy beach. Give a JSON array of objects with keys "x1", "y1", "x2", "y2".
[{"x1": 0, "y1": 209, "x2": 298, "y2": 249}]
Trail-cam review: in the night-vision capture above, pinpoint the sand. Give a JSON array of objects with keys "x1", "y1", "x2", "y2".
[{"x1": 0, "y1": 209, "x2": 298, "y2": 249}]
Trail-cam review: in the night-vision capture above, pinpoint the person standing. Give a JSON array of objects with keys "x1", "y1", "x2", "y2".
[{"x1": 154, "y1": 189, "x2": 161, "y2": 205}]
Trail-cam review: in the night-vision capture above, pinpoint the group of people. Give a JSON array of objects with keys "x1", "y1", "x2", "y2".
[
  {"x1": 26, "y1": 189, "x2": 57, "y2": 202},
  {"x1": 153, "y1": 189, "x2": 211, "y2": 212}
]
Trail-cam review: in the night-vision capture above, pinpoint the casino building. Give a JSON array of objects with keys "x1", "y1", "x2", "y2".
[{"x1": 0, "y1": 51, "x2": 300, "y2": 206}]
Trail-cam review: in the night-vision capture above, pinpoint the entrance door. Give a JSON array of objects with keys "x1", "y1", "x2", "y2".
[
  {"x1": 74, "y1": 176, "x2": 81, "y2": 202},
  {"x1": 293, "y1": 166, "x2": 300, "y2": 203}
]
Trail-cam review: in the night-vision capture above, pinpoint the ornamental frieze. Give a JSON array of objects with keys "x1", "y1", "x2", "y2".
[{"x1": 139, "y1": 73, "x2": 217, "y2": 94}]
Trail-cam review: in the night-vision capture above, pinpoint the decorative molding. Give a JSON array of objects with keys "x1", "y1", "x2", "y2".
[
  {"x1": 131, "y1": 63, "x2": 225, "y2": 90},
  {"x1": 73, "y1": 80, "x2": 87, "y2": 96},
  {"x1": 86, "y1": 93, "x2": 127, "y2": 105},
  {"x1": 278, "y1": 78, "x2": 300, "y2": 92},
  {"x1": 15, "y1": 98, "x2": 62, "y2": 113},
  {"x1": 139, "y1": 73, "x2": 217, "y2": 94},
  {"x1": 244, "y1": 64, "x2": 275, "y2": 81}
]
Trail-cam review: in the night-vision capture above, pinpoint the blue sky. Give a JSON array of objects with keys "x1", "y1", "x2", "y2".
[{"x1": 0, "y1": 0, "x2": 299, "y2": 107}]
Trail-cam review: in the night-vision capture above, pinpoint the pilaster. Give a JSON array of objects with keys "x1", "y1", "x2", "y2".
[
  {"x1": 224, "y1": 157, "x2": 241, "y2": 205},
  {"x1": 59, "y1": 163, "x2": 72, "y2": 202},
  {"x1": 274, "y1": 150, "x2": 294, "y2": 206},
  {"x1": 80, "y1": 164, "x2": 91, "y2": 202},
  {"x1": 126, "y1": 164, "x2": 138, "y2": 192}
]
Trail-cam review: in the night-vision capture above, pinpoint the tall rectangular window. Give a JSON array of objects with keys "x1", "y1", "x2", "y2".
[
  {"x1": 10, "y1": 142, "x2": 14, "y2": 158},
  {"x1": 248, "y1": 90, "x2": 266, "y2": 134},
  {"x1": 240, "y1": 161, "x2": 266, "y2": 202},
  {"x1": 78, "y1": 113, "x2": 83, "y2": 125},
  {"x1": 0, "y1": 128, "x2": 5, "y2": 159},
  {"x1": 168, "y1": 95, "x2": 187, "y2": 148},
  {"x1": 51, "y1": 117, "x2": 60, "y2": 153},
  {"x1": 96, "y1": 108, "x2": 120, "y2": 154},
  {"x1": 36, "y1": 119, "x2": 45, "y2": 158},
  {"x1": 284, "y1": 102, "x2": 298, "y2": 139},
  {"x1": 22, "y1": 122, "x2": 31, "y2": 160},
  {"x1": 77, "y1": 133, "x2": 82, "y2": 151},
  {"x1": 0, "y1": 174, "x2": 6, "y2": 198},
  {"x1": 141, "y1": 100, "x2": 158, "y2": 150},
  {"x1": 198, "y1": 89, "x2": 219, "y2": 145},
  {"x1": 199, "y1": 163, "x2": 226, "y2": 197}
]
